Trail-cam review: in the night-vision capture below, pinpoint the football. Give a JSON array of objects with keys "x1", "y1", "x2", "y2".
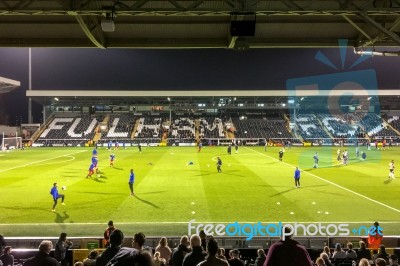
[{"x1": 61, "y1": 186, "x2": 66, "y2": 190}]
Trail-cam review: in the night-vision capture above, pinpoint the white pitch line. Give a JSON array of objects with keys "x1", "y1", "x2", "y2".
[
  {"x1": 245, "y1": 147, "x2": 400, "y2": 214},
  {"x1": 0, "y1": 221, "x2": 399, "y2": 226},
  {"x1": 0, "y1": 150, "x2": 87, "y2": 173}
]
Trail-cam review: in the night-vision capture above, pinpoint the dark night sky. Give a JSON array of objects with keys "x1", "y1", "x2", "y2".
[{"x1": 0, "y1": 47, "x2": 399, "y2": 125}]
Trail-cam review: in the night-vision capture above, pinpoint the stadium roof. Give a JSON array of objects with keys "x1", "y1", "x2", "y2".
[
  {"x1": 0, "y1": 76, "x2": 21, "y2": 94},
  {"x1": 1, "y1": 1, "x2": 400, "y2": 49}
]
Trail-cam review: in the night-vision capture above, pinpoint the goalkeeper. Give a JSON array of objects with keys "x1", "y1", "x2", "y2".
[{"x1": 50, "y1": 182, "x2": 65, "y2": 212}]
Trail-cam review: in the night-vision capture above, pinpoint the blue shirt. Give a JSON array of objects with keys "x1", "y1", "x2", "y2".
[
  {"x1": 129, "y1": 172, "x2": 135, "y2": 183},
  {"x1": 294, "y1": 169, "x2": 301, "y2": 179},
  {"x1": 89, "y1": 163, "x2": 95, "y2": 170},
  {"x1": 50, "y1": 187, "x2": 58, "y2": 200},
  {"x1": 110, "y1": 154, "x2": 115, "y2": 161}
]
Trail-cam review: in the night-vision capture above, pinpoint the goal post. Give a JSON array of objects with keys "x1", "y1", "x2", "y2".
[{"x1": 1, "y1": 133, "x2": 22, "y2": 150}]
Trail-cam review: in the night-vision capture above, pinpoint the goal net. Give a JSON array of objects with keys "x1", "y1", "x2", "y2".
[{"x1": 1, "y1": 136, "x2": 22, "y2": 150}]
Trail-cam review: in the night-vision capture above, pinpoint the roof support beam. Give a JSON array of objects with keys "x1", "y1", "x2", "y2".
[
  {"x1": 357, "y1": 11, "x2": 400, "y2": 45},
  {"x1": 74, "y1": 14, "x2": 106, "y2": 49}
]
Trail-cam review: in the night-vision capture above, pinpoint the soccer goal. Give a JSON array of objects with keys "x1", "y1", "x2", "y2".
[{"x1": 1, "y1": 136, "x2": 22, "y2": 150}]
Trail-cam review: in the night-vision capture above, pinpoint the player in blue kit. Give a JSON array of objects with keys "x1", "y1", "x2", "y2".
[
  {"x1": 92, "y1": 156, "x2": 99, "y2": 174},
  {"x1": 86, "y1": 163, "x2": 95, "y2": 178},
  {"x1": 50, "y1": 183, "x2": 65, "y2": 212},
  {"x1": 92, "y1": 148, "x2": 98, "y2": 157},
  {"x1": 129, "y1": 169, "x2": 135, "y2": 196},
  {"x1": 294, "y1": 167, "x2": 301, "y2": 188},
  {"x1": 109, "y1": 153, "x2": 115, "y2": 167}
]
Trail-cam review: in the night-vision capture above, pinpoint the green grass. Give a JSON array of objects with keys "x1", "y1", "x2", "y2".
[{"x1": 0, "y1": 145, "x2": 399, "y2": 237}]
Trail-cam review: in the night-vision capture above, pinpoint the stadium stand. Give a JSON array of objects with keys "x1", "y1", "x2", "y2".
[{"x1": 29, "y1": 111, "x2": 400, "y2": 147}]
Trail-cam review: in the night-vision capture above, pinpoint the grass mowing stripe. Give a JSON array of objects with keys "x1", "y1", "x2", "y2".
[
  {"x1": 0, "y1": 150, "x2": 87, "y2": 173},
  {"x1": 245, "y1": 147, "x2": 400, "y2": 214}
]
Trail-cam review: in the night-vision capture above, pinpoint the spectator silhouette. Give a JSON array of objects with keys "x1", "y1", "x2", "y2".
[
  {"x1": 0, "y1": 246, "x2": 14, "y2": 266},
  {"x1": 182, "y1": 234, "x2": 207, "y2": 266},
  {"x1": 155, "y1": 237, "x2": 172, "y2": 265},
  {"x1": 23, "y1": 240, "x2": 59, "y2": 266},
  {"x1": 263, "y1": 227, "x2": 313, "y2": 266},
  {"x1": 332, "y1": 243, "x2": 346, "y2": 260},
  {"x1": 95, "y1": 229, "x2": 124, "y2": 266},
  {"x1": 197, "y1": 237, "x2": 229, "y2": 266},
  {"x1": 170, "y1": 235, "x2": 190, "y2": 266},
  {"x1": 357, "y1": 241, "x2": 372, "y2": 260},
  {"x1": 228, "y1": 249, "x2": 244, "y2": 266},
  {"x1": 55, "y1": 232, "x2": 73, "y2": 266}
]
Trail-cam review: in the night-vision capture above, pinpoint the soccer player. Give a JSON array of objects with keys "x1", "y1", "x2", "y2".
[
  {"x1": 129, "y1": 169, "x2": 135, "y2": 196},
  {"x1": 92, "y1": 156, "x2": 99, "y2": 174},
  {"x1": 227, "y1": 144, "x2": 232, "y2": 155},
  {"x1": 313, "y1": 152, "x2": 319, "y2": 168},
  {"x1": 361, "y1": 151, "x2": 367, "y2": 160},
  {"x1": 108, "y1": 140, "x2": 112, "y2": 150},
  {"x1": 234, "y1": 139, "x2": 239, "y2": 153},
  {"x1": 216, "y1": 157, "x2": 222, "y2": 173},
  {"x1": 278, "y1": 149, "x2": 284, "y2": 162},
  {"x1": 50, "y1": 183, "x2": 65, "y2": 212},
  {"x1": 356, "y1": 146, "x2": 360, "y2": 158},
  {"x1": 337, "y1": 149, "x2": 341, "y2": 162},
  {"x1": 389, "y1": 160, "x2": 395, "y2": 179},
  {"x1": 294, "y1": 167, "x2": 301, "y2": 188},
  {"x1": 109, "y1": 153, "x2": 115, "y2": 167},
  {"x1": 86, "y1": 163, "x2": 95, "y2": 178},
  {"x1": 138, "y1": 143, "x2": 142, "y2": 153},
  {"x1": 342, "y1": 150, "x2": 348, "y2": 166},
  {"x1": 198, "y1": 141, "x2": 203, "y2": 152}
]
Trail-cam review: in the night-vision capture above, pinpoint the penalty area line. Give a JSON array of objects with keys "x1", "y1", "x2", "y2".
[
  {"x1": 245, "y1": 147, "x2": 400, "y2": 214},
  {"x1": 0, "y1": 150, "x2": 87, "y2": 173}
]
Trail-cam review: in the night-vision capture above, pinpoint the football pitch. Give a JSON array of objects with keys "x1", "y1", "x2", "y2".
[{"x1": 0, "y1": 145, "x2": 399, "y2": 237}]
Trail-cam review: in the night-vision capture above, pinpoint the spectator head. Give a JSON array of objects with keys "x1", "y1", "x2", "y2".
[
  {"x1": 88, "y1": 250, "x2": 98, "y2": 259},
  {"x1": 257, "y1": 249, "x2": 265, "y2": 257},
  {"x1": 109, "y1": 230, "x2": 124, "y2": 247},
  {"x1": 359, "y1": 241, "x2": 367, "y2": 249},
  {"x1": 180, "y1": 235, "x2": 189, "y2": 246},
  {"x1": 320, "y1": 253, "x2": 329, "y2": 262},
  {"x1": 358, "y1": 259, "x2": 371, "y2": 266},
  {"x1": 190, "y1": 234, "x2": 201, "y2": 247},
  {"x1": 323, "y1": 246, "x2": 330, "y2": 255},
  {"x1": 206, "y1": 238, "x2": 219, "y2": 257},
  {"x1": 108, "y1": 221, "x2": 114, "y2": 228},
  {"x1": 59, "y1": 232, "x2": 67, "y2": 242},
  {"x1": 335, "y1": 243, "x2": 342, "y2": 251},
  {"x1": 378, "y1": 245, "x2": 386, "y2": 253},
  {"x1": 199, "y1": 230, "x2": 206, "y2": 240},
  {"x1": 347, "y1": 242, "x2": 353, "y2": 250},
  {"x1": 230, "y1": 249, "x2": 240, "y2": 259},
  {"x1": 375, "y1": 258, "x2": 387, "y2": 266},
  {"x1": 39, "y1": 240, "x2": 53, "y2": 254},
  {"x1": 158, "y1": 237, "x2": 168, "y2": 247},
  {"x1": 218, "y1": 248, "x2": 225, "y2": 257},
  {"x1": 154, "y1": 251, "x2": 161, "y2": 259},
  {"x1": 359, "y1": 258, "x2": 371, "y2": 266},
  {"x1": 133, "y1": 232, "x2": 146, "y2": 249},
  {"x1": 74, "y1": 262, "x2": 84, "y2": 266},
  {"x1": 316, "y1": 257, "x2": 325, "y2": 266},
  {"x1": 3, "y1": 246, "x2": 11, "y2": 254}
]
